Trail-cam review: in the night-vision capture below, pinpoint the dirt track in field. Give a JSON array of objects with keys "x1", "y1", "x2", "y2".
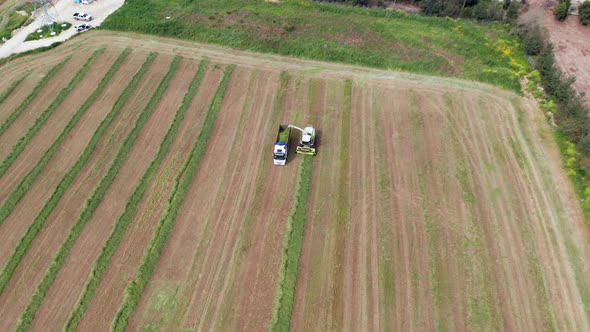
[{"x1": 0, "y1": 32, "x2": 589, "y2": 331}]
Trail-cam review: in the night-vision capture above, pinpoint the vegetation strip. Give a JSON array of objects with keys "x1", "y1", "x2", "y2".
[
  {"x1": 13, "y1": 53, "x2": 178, "y2": 331},
  {"x1": 0, "y1": 49, "x2": 134, "y2": 297},
  {"x1": 0, "y1": 70, "x2": 31, "y2": 106},
  {"x1": 0, "y1": 56, "x2": 70, "y2": 138},
  {"x1": 215, "y1": 71, "x2": 290, "y2": 330},
  {"x1": 269, "y1": 156, "x2": 314, "y2": 332},
  {"x1": 110, "y1": 64, "x2": 235, "y2": 332},
  {"x1": 63, "y1": 58, "x2": 209, "y2": 332},
  {"x1": 328, "y1": 80, "x2": 352, "y2": 331},
  {"x1": 0, "y1": 48, "x2": 106, "y2": 223}
]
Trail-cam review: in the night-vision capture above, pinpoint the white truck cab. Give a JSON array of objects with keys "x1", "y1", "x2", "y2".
[{"x1": 273, "y1": 142, "x2": 288, "y2": 166}]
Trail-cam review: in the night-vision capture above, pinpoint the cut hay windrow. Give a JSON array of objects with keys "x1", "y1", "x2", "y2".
[
  {"x1": 0, "y1": 48, "x2": 105, "y2": 224},
  {"x1": 0, "y1": 56, "x2": 71, "y2": 138},
  {"x1": 110, "y1": 64, "x2": 236, "y2": 332},
  {"x1": 0, "y1": 70, "x2": 31, "y2": 106},
  {"x1": 0, "y1": 49, "x2": 133, "y2": 297},
  {"x1": 63, "y1": 58, "x2": 209, "y2": 332},
  {"x1": 9, "y1": 52, "x2": 164, "y2": 332},
  {"x1": 269, "y1": 155, "x2": 314, "y2": 332}
]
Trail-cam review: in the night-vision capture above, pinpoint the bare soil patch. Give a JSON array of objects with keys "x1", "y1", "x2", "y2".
[{"x1": 523, "y1": 0, "x2": 590, "y2": 104}]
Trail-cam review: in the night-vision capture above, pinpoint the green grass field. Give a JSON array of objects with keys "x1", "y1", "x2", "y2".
[{"x1": 102, "y1": 0, "x2": 528, "y2": 92}]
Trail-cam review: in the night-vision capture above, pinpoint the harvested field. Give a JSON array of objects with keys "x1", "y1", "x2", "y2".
[{"x1": 0, "y1": 32, "x2": 589, "y2": 331}]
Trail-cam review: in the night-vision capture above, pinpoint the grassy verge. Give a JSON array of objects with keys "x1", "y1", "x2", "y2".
[
  {"x1": 216, "y1": 71, "x2": 291, "y2": 330},
  {"x1": 0, "y1": 42, "x2": 62, "y2": 66},
  {"x1": 102, "y1": 0, "x2": 525, "y2": 92},
  {"x1": 63, "y1": 58, "x2": 209, "y2": 331},
  {"x1": 0, "y1": 70, "x2": 30, "y2": 105},
  {"x1": 0, "y1": 56, "x2": 70, "y2": 138},
  {"x1": 0, "y1": 49, "x2": 133, "y2": 297},
  {"x1": 13, "y1": 54, "x2": 179, "y2": 332},
  {"x1": 269, "y1": 155, "x2": 314, "y2": 332},
  {"x1": 0, "y1": 8, "x2": 31, "y2": 40},
  {"x1": 110, "y1": 64, "x2": 235, "y2": 332},
  {"x1": 25, "y1": 22, "x2": 71, "y2": 41},
  {"x1": 0, "y1": 48, "x2": 105, "y2": 223}
]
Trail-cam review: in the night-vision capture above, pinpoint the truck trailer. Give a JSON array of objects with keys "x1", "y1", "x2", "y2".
[{"x1": 273, "y1": 125, "x2": 290, "y2": 165}]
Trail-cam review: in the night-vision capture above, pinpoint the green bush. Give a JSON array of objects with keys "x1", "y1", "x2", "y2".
[
  {"x1": 578, "y1": 136, "x2": 590, "y2": 156},
  {"x1": 110, "y1": 64, "x2": 236, "y2": 332},
  {"x1": 63, "y1": 58, "x2": 209, "y2": 332},
  {"x1": 25, "y1": 22, "x2": 71, "y2": 41},
  {"x1": 553, "y1": 1, "x2": 570, "y2": 20},
  {"x1": 519, "y1": 24, "x2": 544, "y2": 56},
  {"x1": 579, "y1": 1, "x2": 590, "y2": 25}
]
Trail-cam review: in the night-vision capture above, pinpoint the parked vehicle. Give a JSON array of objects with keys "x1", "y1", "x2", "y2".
[
  {"x1": 73, "y1": 12, "x2": 92, "y2": 21},
  {"x1": 75, "y1": 23, "x2": 92, "y2": 32}
]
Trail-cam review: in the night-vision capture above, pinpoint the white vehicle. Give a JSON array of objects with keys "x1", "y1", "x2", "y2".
[
  {"x1": 273, "y1": 125, "x2": 290, "y2": 166},
  {"x1": 81, "y1": 0, "x2": 94, "y2": 4},
  {"x1": 73, "y1": 12, "x2": 92, "y2": 21},
  {"x1": 75, "y1": 23, "x2": 92, "y2": 32},
  {"x1": 273, "y1": 124, "x2": 317, "y2": 166}
]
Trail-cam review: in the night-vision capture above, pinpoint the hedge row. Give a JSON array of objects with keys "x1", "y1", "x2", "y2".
[
  {"x1": 0, "y1": 70, "x2": 31, "y2": 106},
  {"x1": 64, "y1": 58, "x2": 209, "y2": 331},
  {"x1": 0, "y1": 49, "x2": 133, "y2": 297},
  {"x1": 0, "y1": 56, "x2": 70, "y2": 138},
  {"x1": 110, "y1": 64, "x2": 236, "y2": 332},
  {"x1": 13, "y1": 54, "x2": 179, "y2": 332},
  {"x1": 0, "y1": 48, "x2": 105, "y2": 224}
]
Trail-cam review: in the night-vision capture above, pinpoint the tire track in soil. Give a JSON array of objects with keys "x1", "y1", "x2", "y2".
[
  {"x1": 343, "y1": 81, "x2": 381, "y2": 332},
  {"x1": 462, "y1": 95, "x2": 543, "y2": 331},
  {"x1": 439, "y1": 92, "x2": 503, "y2": 332},
  {"x1": 181, "y1": 69, "x2": 278, "y2": 330},
  {"x1": 289, "y1": 78, "x2": 343, "y2": 332},
  {"x1": 376, "y1": 87, "x2": 437, "y2": 331},
  {"x1": 499, "y1": 97, "x2": 590, "y2": 330},
  {"x1": 518, "y1": 95, "x2": 590, "y2": 329},
  {"x1": 229, "y1": 73, "x2": 303, "y2": 332},
  {"x1": 0, "y1": 55, "x2": 86, "y2": 163},
  {"x1": 215, "y1": 71, "x2": 297, "y2": 332},
  {"x1": 29, "y1": 55, "x2": 190, "y2": 331},
  {"x1": 0, "y1": 51, "x2": 158, "y2": 332},
  {"x1": 211, "y1": 71, "x2": 301, "y2": 332},
  {"x1": 123, "y1": 64, "x2": 243, "y2": 330},
  {"x1": 0, "y1": 50, "x2": 120, "y2": 269},
  {"x1": 370, "y1": 86, "x2": 407, "y2": 332},
  {"x1": 75, "y1": 60, "x2": 217, "y2": 332},
  {"x1": 442, "y1": 93, "x2": 530, "y2": 331},
  {"x1": 181, "y1": 69, "x2": 279, "y2": 331}
]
